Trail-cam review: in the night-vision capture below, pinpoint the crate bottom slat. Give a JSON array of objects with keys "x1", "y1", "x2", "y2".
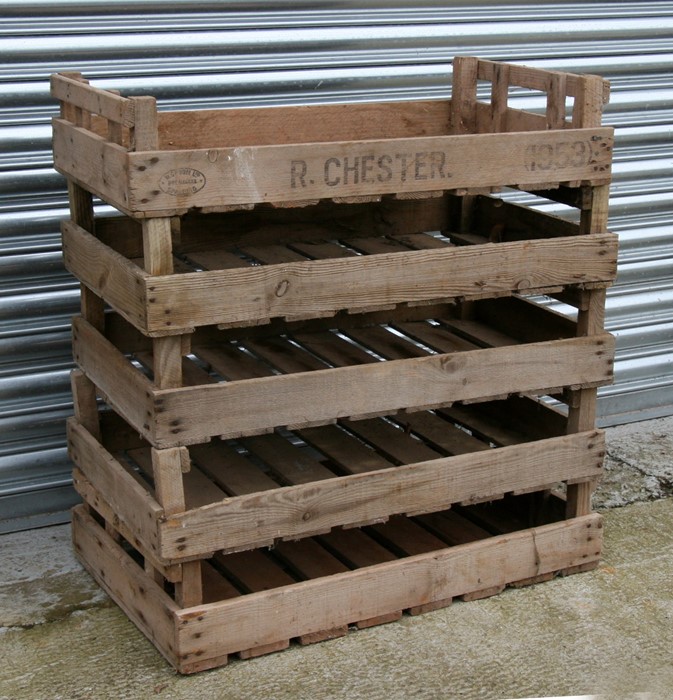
[{"x1": 72, "y1": 501, "x2": 602, "y2": 674}]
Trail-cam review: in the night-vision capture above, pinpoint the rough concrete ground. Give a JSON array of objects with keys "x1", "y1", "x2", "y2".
[{"x1": 1, "y1": 416, "x2": 672, "y2": 700}]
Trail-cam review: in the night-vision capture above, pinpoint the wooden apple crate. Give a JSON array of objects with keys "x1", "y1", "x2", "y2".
[
  {"x1": 54, "y1": 56, "x2": 614, "y2": 671},
  {"x1": 68, "y1": 296, "x2": 613, "y2": 560},
  {"x1": 73, "y1": 493, "x2": 602, "y2": 674}
]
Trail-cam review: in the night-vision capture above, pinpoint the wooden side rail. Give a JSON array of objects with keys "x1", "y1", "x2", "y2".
[
  {"x1": 51, "y1": 72, "x2": 158, "y2": 150},
  {"x1": 452, "y1": 56, "x2": 610, "y2": 133}
]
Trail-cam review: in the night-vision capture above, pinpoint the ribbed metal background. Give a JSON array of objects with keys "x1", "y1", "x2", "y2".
[{"x1": 1, "y1": 1, "x2": 672, "y2": 531}]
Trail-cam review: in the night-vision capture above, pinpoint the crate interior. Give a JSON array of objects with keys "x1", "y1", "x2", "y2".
[
  {"x1": 92, "y1": 491, "x2": 568, "y2": 609},
  {"x1": 98, "y1": 386, "x2": 568, "y2": 518},
  {"x1": 93, "y1": 194, "x2": 580, "y2": 272},
  {"x1": 106, "y1": 294, "x2": 576, "y2": 392}
]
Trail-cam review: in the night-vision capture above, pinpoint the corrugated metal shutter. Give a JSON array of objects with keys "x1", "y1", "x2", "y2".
[{"x1": 2, "y1": 1, "x2": 672, "y2": 531}]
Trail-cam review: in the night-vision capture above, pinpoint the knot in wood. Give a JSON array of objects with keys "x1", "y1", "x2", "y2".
[{"x1": 275, "y1": 279, "x2": 290, "y2": 297}]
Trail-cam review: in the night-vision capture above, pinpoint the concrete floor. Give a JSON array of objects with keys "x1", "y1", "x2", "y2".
[{"x1": 1, "y1": 416, "x2": 672, "y2": 700}]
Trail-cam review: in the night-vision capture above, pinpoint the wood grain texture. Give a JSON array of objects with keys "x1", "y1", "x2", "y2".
[
  {"x1": 174, "y1": 513, "x2": 603, "y2": 663},
  {"x1": 52, "y1": 119, "x2": 130, "y2": 213},
  {"x1": 71, "y1": 316, "x2": 154, "y2": 443},
  {"x1": 51, "y1": 73, "x2": 132, "y2": 125},
  {"x1": 151, "y1": 334, "x2": 614, "y2": 445},
  {"x1": 62, "y1": 220, "x2": 149, "y2": 331},
  {"x1": 64, "y1": 216, "x2": 616, "y2": 334},
  {"x1": 143, "y1": 233, "x2": 617, "y2": 332},
  {"x1": 71, "y1": 507, "x2": 179, "y2": 668},
  {"x1": 67, "y1": 418, "x2": 163, "y2": 554},
  {"x1": 159, "y1": 430, "x2": 603, "y2": 558},
  {"x1": 159, "y1": 100, "x2": 451, "y2": 149},
  {"x1": 126, "y1": 127, "x2": 613, "y2": 213}
]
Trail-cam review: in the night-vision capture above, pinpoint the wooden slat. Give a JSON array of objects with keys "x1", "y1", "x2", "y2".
[
  {"x1": 142, "y1": 232, "x2": 618, "y2": 332},
  {"x1": 240, "y1": 433, "x2": 336, "y2": 485},
  {"x1": 438, "y1": 405, "x2": 527, "y2": 447},
  {"x1": 130, "y1": 96, "x2": 158, "y2": 151},
  {"x1": 417, "y1": 510, "x2": 492, "y2": 546},
  {"x1": 369, "y1": 516, "x2": 448, "y2": 556},
  {"x1": 276, "y1": 537, "x2": 350, "y2": 577},
  {"x1": 185, "y1": 249, "x2": 250, "y2": 270},
  {"x1": 53, "y1": 119, "x2": 131, "y2": 215},
  {"x1": 239, "y1": 244, "x2": 308, "y2": 265},
  {"x1": 273, "y1": 538, "x2": 351, "y2": 643},
  {"x1": 473, "y1": 296, "x2": 576, "y2": 344},
  {"x1": 193, "y1": 344, "x2": 274, "y2": 381},
  {"x1": 243, "y1": 336, "x2": 328, "y2": 374},
  {"x1": 159, "y1": 100, "x2": 452, "y2": 149},
  {"x1": 71, "y1": 317, "x2": 155, "y2": 442},
  {"x1": 340, "y1": 417, "x2": 442, "y2": 464},
  {"x1": 51, "y1": 73, "x2": 132, "y2": 125},
  {"x1": 345, "y1": 325, "x2": 428, "y2": 359},
  {"x1": 320, "y1": 528, "x2": 396, "y2": 567},
  {"x1": 471, "y1": 194, "x2": 581, "y2": 241},
  {"x1": 439, "y1": 317, "x2": 519, "y2": 348},
  {"x1": 297, "y1": 424, "x2": 394, "y2": 475},
  {"x1": 150, "y1": 334, "x2": 614, "y2": 445},
  {"x1": 392, "y1": 320, "x2": 478, "y2": 354},
  {"x1": 128, "y1": 446, "x2": 227, "y2": 511},
  {"x1": 476, "y1": 58, "x2": 609, "y2": 103},
  {"x1": 288, "y1": 239, "x2": 358, "y2": 259},
  {"x1": 72, "y1": 507, "x2": 180, "y2": 667},
  {"x1": 62, "y1": 220, "x2": 149, "y2": 332},
  {"x1": 390, "y1": 232, "x2": 452, "y2": 250},
  {"x1": 201, "y1": 561, "x2": 241, "y2": 604},
  {"x1": 293, "y1": 330, "x2": 377, "y2": 367},
  {"x1": 343, "y1": 236, "x2": 413, "y2": 255},
  {"x1": 398, "y1": 411, "x2": 490, "y2": 455},
  {"x1": 134, "y1": 351, "x2": 213, "y2": 388},
  {"x1": 451, "y1": 56, "x2": 479, "y2": 134},
  {"x1": 67, "y1": 418, "x2": 162, "y2": 555},
  {"x1": 213, "y1": 549, "x2": 296, "y2": 592},
  {"x1": 456, "y1": 500, "x2": 529, "y2": 535},
  {"x1": 174, "y1": 513, "x2": 603, "y2": 662},
  {"x1": 210, "y1": 550, "x2": 296, "y2": 658},
  {"x1": 160, "y1": 430, "x2": 604, "y2": 558},
  {"x1": 126, "y1": 127, "x2": 613, "y2": 214},
  {"x1": 190, "y1": 441, "x2": 279, "y2": 496}
]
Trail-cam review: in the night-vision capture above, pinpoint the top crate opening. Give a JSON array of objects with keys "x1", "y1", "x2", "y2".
[{"x1": 51, "y1": 57, "x2": 613, "y2": 218}]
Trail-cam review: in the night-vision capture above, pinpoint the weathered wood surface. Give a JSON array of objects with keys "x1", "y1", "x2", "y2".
[
  {"x1": 63, "y1": 217, "x2": 617, "y2": 333},
  {"x1": 126, "y1": 128, "x2": 613, "y2": 214},
  {"x1": 159, "y1": 430, "x2": 603, "y2": 559},
  {"x1": 72, "y1": 313, "x2": 614, "y2": 446},
  {"x1": 73, "y1": 502, "x2": 602, "y2": 673},
  {"x1": 68, "y1": 384, "x2": 604, "y2": 559},
  {"x1": 152, "y1": 334, "x2": 614, "y2": 444},
  {"x1": 53, "y1": 115, "x2": 612, "y2": 216}
]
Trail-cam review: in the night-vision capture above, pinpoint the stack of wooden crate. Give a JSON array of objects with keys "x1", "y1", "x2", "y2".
[{"x1": 51, "y1": 56, "x2": 616, "y2": 673}]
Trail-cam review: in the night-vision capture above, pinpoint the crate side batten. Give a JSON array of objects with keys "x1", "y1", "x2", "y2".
[{"x1": 68, "y1": 413, "x2": 604, "y2": 561}]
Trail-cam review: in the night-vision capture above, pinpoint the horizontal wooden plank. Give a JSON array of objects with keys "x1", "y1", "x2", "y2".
[
  {"x1": 68, "y1": 418, "x2": 164, "y2": 560},
  {"x1": 126, "y1": 128, "x2": 613, "y2": 214},
  {"x1": 159, "y1": 100, "x2": 452, "y2": 150},
  {"x1": 72, "y1": 506, "x2": 180, "y2": 669},
  {"x1": 159, "y1": 430, "x2": 604, "y2": 558},
  {"x1": 151, "y1": 333, "x2": 614, "y2": 445},
  {"x1": 476, "y1": 58, "x2": 609, "y2": 103},
  {"x1": 52, "y1": 119, "x2": 130, "y2": 214},
  {"x1": 144, "y1": 233, "x2": 617, "y2": 332},
  {"x1": 62, "y1": 220, "x2": 149, "y2": 331},
  {"x1": 72, "y1": 317, "x2": 155, "y2": 443},
  {"x1": 51, "y1": 73, "x2": 133, "y2": 125},
  {"x1": 175, "y1": 513, "x2": 603, "y2": 661}
]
